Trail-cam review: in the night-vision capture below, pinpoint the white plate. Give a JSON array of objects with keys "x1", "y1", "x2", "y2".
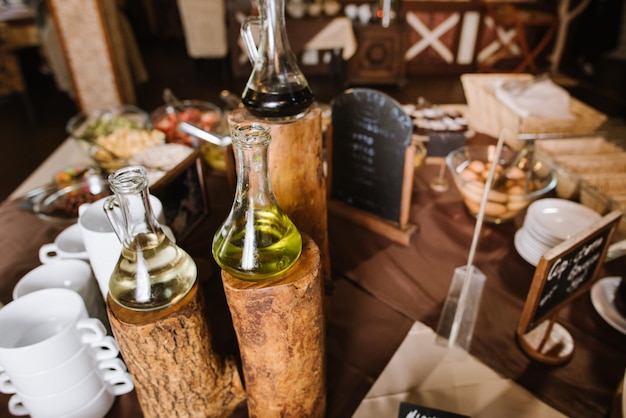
[
  {"x1": 519, "y1": 226, "x2": 553, "y2": 255},
  {"x1": 527, "y1": 198, "x2": 601, "y2": 241},
  {"x1": 514, "y1": 228, "x2": 540, "y2": 266},
  {"x1": 590, "y1": 276, "x2": 626, "y2": 335},
  {"x1": 523, "y1": 217, "x2": 563, "y2": 247}
]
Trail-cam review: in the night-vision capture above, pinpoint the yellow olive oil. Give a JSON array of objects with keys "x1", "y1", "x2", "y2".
[
  {"x1": 212, "y1": 208, "x2": 302, "y2": 281},
  {"x1": 109, "y1": 233, "x2": 197, "y2": 311}
]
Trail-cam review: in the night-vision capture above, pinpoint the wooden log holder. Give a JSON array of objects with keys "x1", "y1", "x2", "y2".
[
  {"x1": 227, "y1": 106, "x2": 332, "y2": 294},
  {"x1": 107, "y1": 281, "x2": 246, "y2": 418},
  {"x1": 222, "y1": 234, "x2": 326, "y2": 418}
]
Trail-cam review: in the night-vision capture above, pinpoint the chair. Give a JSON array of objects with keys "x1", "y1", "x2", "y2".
[{"x1": 478, "y1": 3, "x2": 558, "y2": 73}]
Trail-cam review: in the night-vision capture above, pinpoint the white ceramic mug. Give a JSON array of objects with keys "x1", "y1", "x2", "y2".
[
  {"x1": 38, "y1": 223, "x2": 88, "y2": 264},
  {"x1": 56, "y1": 382, "x2": 116, "y2": 418},
  {"x1": 0, "y1": 337, "x2": 121, "y2": 397},
  {"x1": 0, "y1": 289, "x2": 107, "y2": 376},
  {"x1": 12, "y1": 259, "x2": 107, "y2": 325},
  {"x1": 7, "y1": 367, "x2": 134, "y2": 417},
  {"x1": 78, "y1": 195, "x2": 167, "y2": 299}
]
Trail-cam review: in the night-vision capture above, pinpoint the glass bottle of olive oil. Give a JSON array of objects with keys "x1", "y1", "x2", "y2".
[
  {"x1": 104, "y1": 166, "x2": 196, "y2": 311},
  {"x1": 212, "y1": 122, "x2": 302, "y2": 281}
]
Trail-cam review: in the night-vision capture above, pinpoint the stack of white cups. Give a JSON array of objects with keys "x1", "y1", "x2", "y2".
[{"x1": 0, "y1": 289, "x2": 134, "y2": 418}]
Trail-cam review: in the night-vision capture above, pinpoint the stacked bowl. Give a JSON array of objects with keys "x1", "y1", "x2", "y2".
[
  {"x1": 0, "y1": 289, "x2": 133, "y2": 418},
  {"x1": 515, "y1": 198, "x2": 601, "y2": 266}
]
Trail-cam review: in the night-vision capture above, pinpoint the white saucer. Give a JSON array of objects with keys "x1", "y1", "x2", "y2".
[
  {"x1": 590, "y1": 276, "x2": 626, "y2": 335},
  {"x1": 514, "y1": 228, "x2": 539, "y2": 266},
  {"x1": 527, "y1": 198, "x2": 600, "y2": 241}
]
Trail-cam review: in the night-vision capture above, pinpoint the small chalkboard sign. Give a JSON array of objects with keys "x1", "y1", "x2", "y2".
[
  {"x1": 398, "y1": 402, "x2": 470, "y2": 418},
  {"x1": 516, "y1": 210, "x2": 622, "y2": 365},
  {"x1": 330, "y1": 88, "x2": 412, "y2": 222},
  {"x1": 328, "y1": 88, "x2": 417, "y2": 244}
]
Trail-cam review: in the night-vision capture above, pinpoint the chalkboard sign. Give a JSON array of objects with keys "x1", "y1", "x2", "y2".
[
  {"x1": 398, "y1": 402, "x2": 470, "y2": 418},
  {"x1": 519, "y1": 210, "x2": 622, "y2": 333},
  {"x1": 330, "y1": 88, "x2": 413, "y2": 224}
]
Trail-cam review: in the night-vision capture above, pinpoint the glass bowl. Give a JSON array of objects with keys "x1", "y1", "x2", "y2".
[
  {"x1": 446, "y1": 143, "x2": 556, "y2": 223},
  {"x1": 66, "y1": 105, "x2": 151, "y2": 143},
  {"x1": 150, "y1": 100, "x2": 224, "y2": 148}
]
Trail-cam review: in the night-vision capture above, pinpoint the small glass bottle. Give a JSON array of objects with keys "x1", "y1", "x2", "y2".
[
  {"x1": 240, "y1": 0, "x2": 314, "y2": 121},
  {"x1": 104, "y1": 166, "x2": 196, "y2": 311},
  {"x1": 212, "y1": 122, "x2": 302, "y2": 281}
]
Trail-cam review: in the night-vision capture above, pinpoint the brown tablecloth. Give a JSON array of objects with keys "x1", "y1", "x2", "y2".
[{"x1": 0, "y1": 160, "x2": 624, "y2": 417}]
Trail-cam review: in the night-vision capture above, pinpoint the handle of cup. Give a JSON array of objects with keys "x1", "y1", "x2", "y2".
[
  {"x1": 76, "y1": 317, "x2": 107, "y2": 345},
  {"x1": 103, "y1": 370, "x2": 134, "y2": 396},
  {"x1": 38, "y1": 243, "x2": 61, "y2": 264},
  {"x1": 97, "y1": 357, "x2": 127, "y2": 375},
  {"x1": 0, "y1": 371, "x2": 16, "y2": 395},
  {"x1": 89, "y1": 336, "x2": 120, "y2": 361},
  {"x1": 8, "y1": 394, "x2": 29, "y2": 416}
]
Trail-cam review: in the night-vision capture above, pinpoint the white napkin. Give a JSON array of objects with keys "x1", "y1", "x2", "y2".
[{"x1": 494, "y1": 77, "x2": 575, "y2": 120}]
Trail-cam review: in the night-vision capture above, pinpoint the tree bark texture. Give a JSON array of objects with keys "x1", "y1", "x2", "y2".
[
  {"x1": 227, "y1": 106, "x2": 332, "y2": 294},
  {"x1": 222, "y1": 235, "x2": 326, "y2": 418},
  {"x1": 107, "y1": 281, "x2": 246, "y2": 418}
]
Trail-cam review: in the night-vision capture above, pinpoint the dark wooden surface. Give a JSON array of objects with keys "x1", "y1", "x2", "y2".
[{"x1": 0, "y1": 150, "x2": 624, "y2": 417}]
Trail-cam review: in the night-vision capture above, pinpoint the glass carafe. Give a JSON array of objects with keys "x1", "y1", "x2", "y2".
[
  {"x1": 104, "y1": 166, "x2": 196, "y2": 311},
  {"x1": 212, "y1": 122, "x2": 302, "y2": 281},
  {"x1": 240, "y1": 0, "x2": 314, "y2": 121}
]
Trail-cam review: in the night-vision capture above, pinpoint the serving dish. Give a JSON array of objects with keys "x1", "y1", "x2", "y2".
[
  {"x1": 33, "y1": 175, "x2": 110, "y2": 223},
  {"x1": 151, "y1": 100, "x2": 223, "y2": 148},
  {"x1": 447, "y1": 143, "x2": 556, "y2": 223},
  {"x1": 66, "y1": 105, "x2": 151, "y2": 143}
]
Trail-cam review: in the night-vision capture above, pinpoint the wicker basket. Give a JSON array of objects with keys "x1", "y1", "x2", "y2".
[
  {"x1": 555, "y1": 153, "x2": 626, "y2": 174},
  {"x1": 535, "y1": 136, "x2": 621, "y2": 155},
  {"x1": 461, "y1": 73, "x2": 607, "y2": 149}
]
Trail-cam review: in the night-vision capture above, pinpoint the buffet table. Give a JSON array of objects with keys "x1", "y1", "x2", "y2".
[{"x1": 0, "y1": 138, "x2": 624, "y2": 417}]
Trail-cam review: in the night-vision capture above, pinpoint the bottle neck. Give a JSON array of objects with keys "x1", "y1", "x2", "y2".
[
  {"x1": 235, "y1": 137, "x2": 275, "y2": 209},
  {"x1": 107, "y1": 166, "x2": 162, "y2": 250},
  {"x1": 256, "y1": 0, "x2": 299, "y2": 79}
]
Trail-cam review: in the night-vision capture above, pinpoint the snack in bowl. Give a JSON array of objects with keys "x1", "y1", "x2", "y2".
[
  {"x1": 447, "y1": 143, "x2": 556, "y2": 223},
  {"x1": 95, "y1": 127, "x2": 166, "y2": 160},
  {"x1": 151, "y1": 100, "x2": 223, "y2": 147},
  {"x1": 34, "y1": 175, "x2": 110, "y2": 223}
]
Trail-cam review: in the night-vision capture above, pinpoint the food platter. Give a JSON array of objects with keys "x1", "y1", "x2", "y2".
[{"x1": 32, "y1": 175, "x2": 111, "y2": 224}]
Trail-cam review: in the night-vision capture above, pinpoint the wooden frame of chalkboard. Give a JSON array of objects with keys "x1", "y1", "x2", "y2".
[
  {"x1": 327, "y1": 88, "x2": 418, "y2": 246},
  {"x1": 150, "y1": 150, "x2": 210, "y2": 242},
  {"x1": 516, "y1": 210, "x2": 622, "y2": 365}
]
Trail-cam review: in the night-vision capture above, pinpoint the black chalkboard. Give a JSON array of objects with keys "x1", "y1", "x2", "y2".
[
  {"x1": 330, "y1": 88, "x2": 412, "y2": 224},
  {"x1": 521, "y1": 210, "x2": 622, "y2": 331},
  {"x1": 399, "y1": 402, "x2": 470, "y2": 418}
]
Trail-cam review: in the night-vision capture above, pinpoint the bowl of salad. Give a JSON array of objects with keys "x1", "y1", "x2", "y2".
[{"x1": 66, "y1": 105, "x2": 151, "y2": 143}]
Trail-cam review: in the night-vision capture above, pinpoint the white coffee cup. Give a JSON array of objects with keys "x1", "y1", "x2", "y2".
[
  {"x1": 78, "y1": 195, "x2": 168, "y2": 299},
  {"x1": 57, "y1": 382, "x2": 116, "y2": 418},
  {"x1": 39, "y1": 223, "x2": 88, "y2": 264},
  {"x1": 0, "y1": 337, "x2": 121, "y2": 397},
  {"x1": 0, "y1": 289, "x2": 107, "y2": 376},
  {"x1": 7, "y1": 367, "x2": 134, "y2": 417},
  {"x1": 12, "y1": 259, "x2": 107, "y2": 325}
]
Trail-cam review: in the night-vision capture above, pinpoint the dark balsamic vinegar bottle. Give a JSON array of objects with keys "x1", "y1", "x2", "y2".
[{"x1": 240, "y1": 0, "x2": 314, "y2": 121}]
